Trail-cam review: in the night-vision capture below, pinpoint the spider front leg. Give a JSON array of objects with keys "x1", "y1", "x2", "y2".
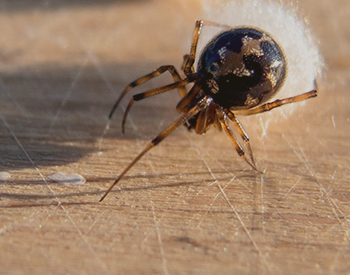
[
  {"x1": 184, "y1": 20, "x2": 232, "y2": 76},
  {"x1": 215, "y1": 108, "x2": 259, "y2": 171},
  {"x1": 121, "y1": 74, "x2": 198, "y2": 133},
  {"x1": 181, "y1": 54, "x2": 194, "y2": 76},
  {"x1": 109, "y1": 65, "x2": 188, "y2": 121},
  {"x1": 234, "y1": 90, "x2": 317, "y2": 116},
  {"x1": 99, "y1": 95, "x2": 213, "y2": 202}
]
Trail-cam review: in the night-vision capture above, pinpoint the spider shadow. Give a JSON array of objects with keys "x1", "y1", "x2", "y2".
[
  {"x1": 0, "y1": 60, "x2": 185, "y2": 173},
  {"x1": 0, "y1": 169, "x2": 257, "y2": 202}
]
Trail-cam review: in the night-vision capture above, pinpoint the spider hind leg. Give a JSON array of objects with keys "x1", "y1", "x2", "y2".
[
  {"x1": 234, "y1": 90, "x2": 317, "y2": 116},
  {"x1": 216, "y1": 108, "x2": 259, "y2": 172},
  {"x1": 225, "y1": 110, "x2": 256, "y2": 168}
]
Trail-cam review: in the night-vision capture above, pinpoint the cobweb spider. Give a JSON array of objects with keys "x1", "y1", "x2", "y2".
[{"x1": 100, "y1": 20, "x2": 317, "y2": 201}]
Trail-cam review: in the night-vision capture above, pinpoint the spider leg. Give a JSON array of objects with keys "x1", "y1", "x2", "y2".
[
  {"x1": 176, "y1": 79, "x2": 202, "y2": 113},
  {"x1": 121, "y1": 74, "x2": 198, "y2": 133},
  {"x1": 99, "y1": 95, "x2": 213, "y2": 202},
  {"x1": 181, "y1": 54, "x2": 195, "y2": 76},
  {"x1": 215, "y1": 108, "x2": 259, "y2": 171},
  {"x1": 225, "y1": 109, "x2": 256, "y2": 167},
  {"x1": 184, "y1": 20, "x2": 232, "y2": 76},
  {"x1": 234, "y1": 90, "x2": 317, "y2": 116},
  {"x1": 195, "y1": 102, "x2": 218, "y2": 134},
  {"x1": 109, "y1": 66, "x2": 188, "y2": 120}
]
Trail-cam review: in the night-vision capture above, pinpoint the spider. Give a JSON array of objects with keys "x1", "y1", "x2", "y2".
[{"x1": 99, "y1": 20, "x2": 317, "y2": 201}]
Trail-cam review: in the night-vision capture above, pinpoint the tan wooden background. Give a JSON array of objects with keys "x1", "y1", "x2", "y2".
[{"x1": 0, "y1": 0, "x2": 349, "y2": 274}]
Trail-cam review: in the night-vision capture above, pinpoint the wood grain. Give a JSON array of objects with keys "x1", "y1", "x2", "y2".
[{"x1": 0, "y1": 0, "x2": 349, "y2": 274}]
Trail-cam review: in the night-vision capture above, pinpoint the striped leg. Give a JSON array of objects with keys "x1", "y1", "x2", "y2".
[
  {"x1": 235, "y1": 90, "x2": 317, "y2": 116},
  {"x1": 215, "y1": 108, "x2": 259, "y2": 171},
  {"x1": 109, "y1": 65, "x2": 188, "y2": 121},
  {"x1": 99, "y1": 96, "x2": 213, "y2": 202},
  {"x1": 225, "y1": 110, "x2": 256, "y2": 167},
  {"x1": 120, "y1": 74, "x2": 199, "y2": 133}
]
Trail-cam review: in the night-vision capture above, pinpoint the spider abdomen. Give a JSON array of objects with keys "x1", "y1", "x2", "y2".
[{"x1": 197, "y1": 28, "x2": 287, "y2": 109}]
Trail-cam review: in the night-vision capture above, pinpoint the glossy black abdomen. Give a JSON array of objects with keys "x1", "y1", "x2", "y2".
[{"x1": 197, "y1": 28, "x2": 287, "y2": 109}]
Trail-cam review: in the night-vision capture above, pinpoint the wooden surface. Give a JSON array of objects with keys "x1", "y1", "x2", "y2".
[{"x1": 1, "y1": 0, "x2": 350, "y2": 274}]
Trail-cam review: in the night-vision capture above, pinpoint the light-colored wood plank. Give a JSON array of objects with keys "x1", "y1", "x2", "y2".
[{"x1": 0, "y1": 0, "x2": 349, "y2": 274}]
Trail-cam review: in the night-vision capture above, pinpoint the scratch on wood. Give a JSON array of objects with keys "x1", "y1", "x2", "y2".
[
  {"x1": 190, "y1": 135, "x2": 272, "y2": 273},
  {"x1": 281, "y1": 176, "x2": 302, "y2": 201},
  {"x1": 260, "y1": 175, "x2": 266, "y2": 237},
  {"x1": 195, "y1": 179, "x2": 232, "y2": 229},
  {"x1": 331, "y1": 115, "x2": 336, "y2": 128},
  {"x1": 216, "y1": 182, "x2": 272, "y2": 274},
  {"x1": 49, "y1": 59, "x2": 86, "y2": 130},
  {"x1": 286, "y1": 134, "x2": 350, "y2": 242},
  {"x1": 152, "y1": 206, "x2": 170, "y2": 275}
]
